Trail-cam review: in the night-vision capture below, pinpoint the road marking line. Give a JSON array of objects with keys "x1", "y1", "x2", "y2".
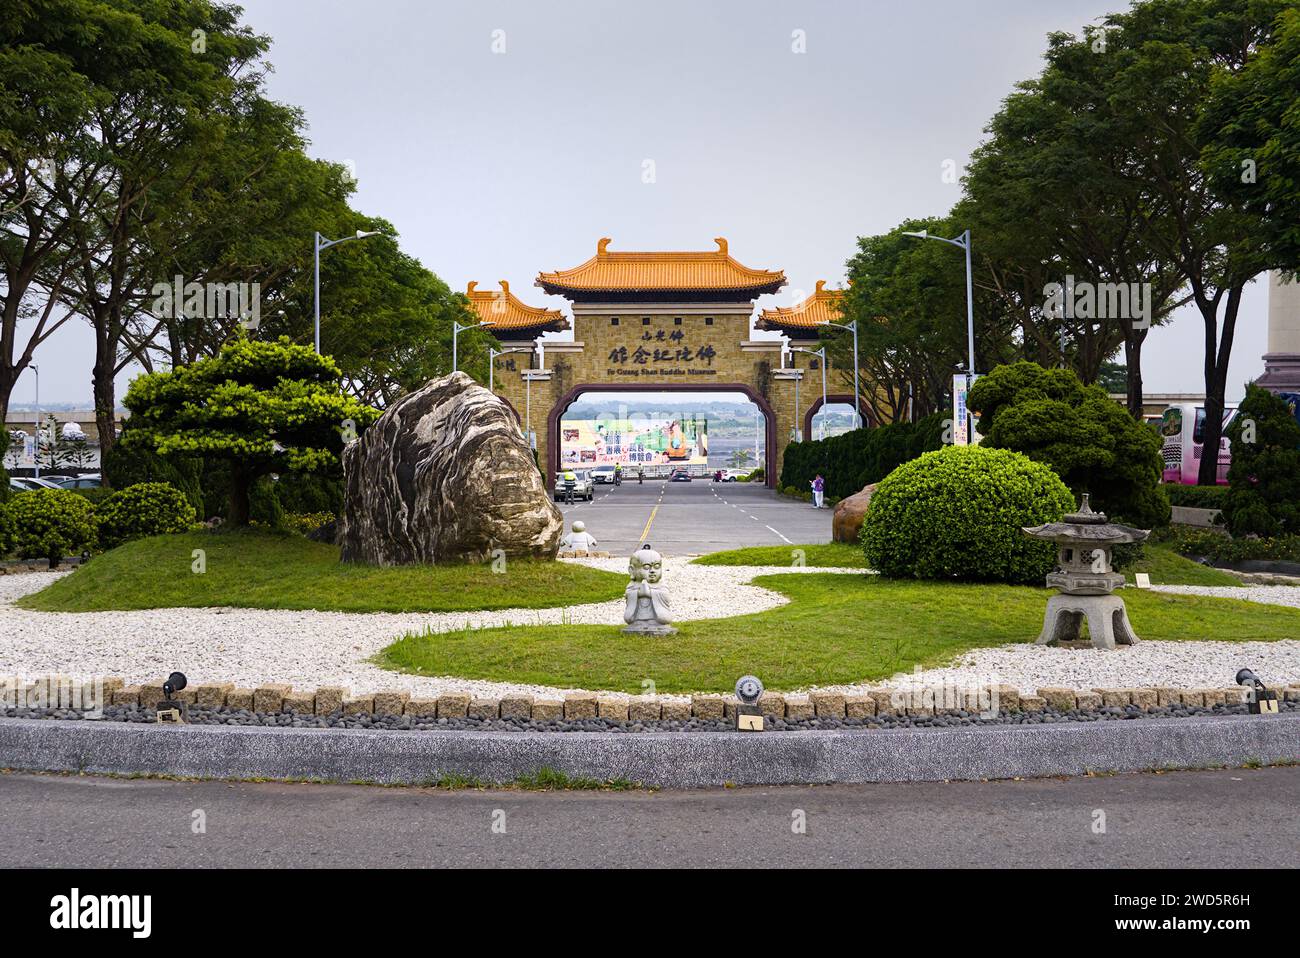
[
  {"x1": 766, "y1": 525, "x2": 793, "y2": 544},
  {"x1": 638, "y1": 504, "x2": 659, "y2": 544}
]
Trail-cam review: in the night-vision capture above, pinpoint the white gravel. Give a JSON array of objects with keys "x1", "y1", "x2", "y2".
[
  {"x1": 0, "y1": 559, "x2": 861, "y2": 702},
  {"x1": 2, "y1": 563, "x2": 1297, "y2": 700}
]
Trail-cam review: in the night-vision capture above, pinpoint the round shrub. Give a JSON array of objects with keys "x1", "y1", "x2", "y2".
[
  {"x1": 861, "y1": 445, "x2": 1076, "y2": 585},
  {"x1": 5, "y1": 489, "x2": 98, "y2": 564},
  {"x1": 96, "y1": 482, "x2": 197, "y2": 550}
]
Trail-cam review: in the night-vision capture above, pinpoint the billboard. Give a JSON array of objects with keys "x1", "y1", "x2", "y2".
[{"x1": 559, "y1": 417, "x2": 708, "y2": 467}]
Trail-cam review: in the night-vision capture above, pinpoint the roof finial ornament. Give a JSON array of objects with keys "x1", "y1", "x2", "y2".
[
  {"x1": 714, "y1": 236, "x2": 728, "y2": 256},
  {"x1": 466, "y1": 281, "x2": 478, "y2": 294},
  {"x1": 815, "y1": 279, "x2": 827, "y2": 294},
  {"x1": 498, "y1": 279, "x2": 510, "y2": 294},
  {"x1": 597, "y1": 237, "x2": 612, "y2": 255}
]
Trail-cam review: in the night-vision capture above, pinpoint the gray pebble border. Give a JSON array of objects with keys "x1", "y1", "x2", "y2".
[{"x1": 6, "y1": 698, "x2": 1296, "y2": 733}]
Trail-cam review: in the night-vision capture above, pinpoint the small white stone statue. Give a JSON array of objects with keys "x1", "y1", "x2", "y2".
[
  {"x1": 560, "y1": 520, "x2": 598, "y2": 554},
  {"x1": 622, "y1": 543, "x2": 676, "y2": 636}
]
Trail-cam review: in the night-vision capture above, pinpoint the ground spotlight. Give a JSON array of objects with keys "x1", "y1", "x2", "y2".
[
  {"x1": 735, "y1": 674, "x2": 764, "y2": 732},
  {"x1": 1236, "y1": 668, "x2": 1279, "y2": 715},
  {"x1": 157, "y1": 671, "x2": 189, "y2": 724}
]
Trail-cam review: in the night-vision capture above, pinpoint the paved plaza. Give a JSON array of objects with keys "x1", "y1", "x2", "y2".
[{"x1": 559, "y1": 479, "x2": 832, "y2": 557}]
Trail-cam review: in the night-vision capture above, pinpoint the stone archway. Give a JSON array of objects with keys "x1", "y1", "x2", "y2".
[
  {"x1": 802, "y1": 393, "x2": 871, "y2": 441},
  {"x1": 546, "y1": 382, "x2": 779, "y2": 487}
]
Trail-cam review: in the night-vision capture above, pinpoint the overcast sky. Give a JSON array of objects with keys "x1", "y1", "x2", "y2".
[{"x1": 16, "y1": 0, "x2": 1271, "y2": 406}]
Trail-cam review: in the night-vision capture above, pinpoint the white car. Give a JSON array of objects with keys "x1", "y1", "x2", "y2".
[
  {"x1": 554, "y1": 470, "x2": 595, "y2": 502},
  {"x1": 589, "y1": 465, "x2": 617, "y2": 484},
  {"x1": 9, "y1": 476, "x2": 64, "y2": 491}
]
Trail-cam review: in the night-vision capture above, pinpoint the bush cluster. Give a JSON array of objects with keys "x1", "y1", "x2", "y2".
[
  {"x1": 95, "y1": 482, "x2": 197, "y2": 550},
  {"x1": 3, "y1": 489, "x2": 98, "y2": 564},
  {"x1": 862, "y1": 445, "x2": 1076, "y2": 585},
  {"x1": 968, "y1": 362, "x2": 1169, "y2": 528},
  {"x1": 779, "y1": 412, "x2": 945, "y2": 500},
  {"x1": 0, "y1": 482, "x2": 198, "y2": 563},
  {"x1": 1221, "y1": 385, "x2": 1300, "y2": 537}
]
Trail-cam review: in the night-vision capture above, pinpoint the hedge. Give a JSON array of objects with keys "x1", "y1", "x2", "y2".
[
  {"x1": 779, "y1": 412, "x2": 945, "y2": 501},
  {"x1": 1164, "y1": 484, "x2": 1229, "y2": 510}
]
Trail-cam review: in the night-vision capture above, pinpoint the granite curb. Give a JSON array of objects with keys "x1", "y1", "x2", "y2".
[{"x1": 1, "y1": 712, "x2": 1297, "y2": 787}]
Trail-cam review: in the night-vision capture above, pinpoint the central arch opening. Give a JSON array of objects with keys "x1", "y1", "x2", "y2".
[{"x1": 546, "y1": 385, "x2": 775, "y2": 485}]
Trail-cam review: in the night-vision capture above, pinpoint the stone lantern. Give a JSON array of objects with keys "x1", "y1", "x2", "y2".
[{"x1": 1021, "y1": 494, "x2": 1150, "y2": 650}]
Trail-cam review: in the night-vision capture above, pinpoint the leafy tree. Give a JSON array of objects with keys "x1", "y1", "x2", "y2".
[
  {"x1": 1222, "y1": 385, "x2": 1300, "y2": 537},
  {"x1": 120, "y1": 337, "x2": 377, "y2": 526},
  {"x1": 0, "y1": 0, "x2": 105, "y2": 425},
  {"x1": 968, "y1": 361, "x2": 1169, "y2": 527},
  {"x1": 14, "y1": 0, "x2": 300, "y2": 457},
  {"x1": 1094, "y1": 0, "x2": 1294, "y2": 481},
  {"x1": 1199, "y1": 4, "x2": 1300, "y2": 279},
  {"x1": 835, "y1": 217, "x2": 1017, "y2": 424},
  {"x1": 959, "y1": 25, "x2": 1191, "y2": 414},
  {"x1": 36, "y1": 414, "x2": 68, "y2": 473}
]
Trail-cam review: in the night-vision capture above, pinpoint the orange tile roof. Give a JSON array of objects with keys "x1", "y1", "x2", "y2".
[
  {"x1": 536, "y1": 237, "x2": 786, "y2": 295},
  {"x1": 755, "y1": 280, "x2": 846, "y2": 331},
  {"x1": 465, "y1": 280, "x2": 569, "y2": 334}
]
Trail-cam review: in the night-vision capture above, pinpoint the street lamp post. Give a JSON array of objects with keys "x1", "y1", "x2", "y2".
[
  {"x1": 314, "y1": 229, "x2": 381, "y2": 354},
  {"x1": 31, "y1": 363, "x2": 39, "y2": 478},
  {"x1": 902, "y1": 228, "x2": 976, "y2": 439},
  {"x1": 453, "y1": 319, "x2": 496, "y2": 373},
  {"x1": 823, "y1": 319, "x2": 860, "y2": 428},
  {"x1": 488, "y1": 345, "x2": 530, "y2": 393},
  {"x1": 791, "y1": 346, "x2": 827, "y2": 440}
]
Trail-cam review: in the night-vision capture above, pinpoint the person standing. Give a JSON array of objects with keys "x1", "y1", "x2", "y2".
[
  {"x1": 562, "y1": 469, "x2": 577, "y2": 504},
  {"x1": 811, "y1": 474, "x2": 825, "y2": 509}
]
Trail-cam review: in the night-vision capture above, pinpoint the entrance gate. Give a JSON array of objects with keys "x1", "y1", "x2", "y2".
[{"x1": 468, "y1": 238, "x2": 862, "y2": 487}]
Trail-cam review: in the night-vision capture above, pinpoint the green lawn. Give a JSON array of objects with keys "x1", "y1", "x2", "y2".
[
  {"x1": 692, "y1": 540, "x2": 1237, "y2": 585},
  {"x1": 17, "y1": 530, "x2": 627, "y2": 614},
  {"x1": 377, "y1": 571, "x2": 1300, "y2": 693},
  {"x1": 1124, "y1": 543, "x2": 1242, "y2": 586},
  {"x1": 692, "y1": 542, "x2": 866, "y2": 568}
]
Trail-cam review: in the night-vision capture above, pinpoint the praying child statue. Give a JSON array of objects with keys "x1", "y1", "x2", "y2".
[{"x1": 622, "y1": 543, "x2": 676, "y2": 636}]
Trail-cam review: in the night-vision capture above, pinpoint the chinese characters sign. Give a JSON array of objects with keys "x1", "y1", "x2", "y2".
[{"x1": 607, "y1": 329, "x2": 719, "y2": 377}]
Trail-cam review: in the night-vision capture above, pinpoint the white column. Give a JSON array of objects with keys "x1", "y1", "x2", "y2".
[{"x1": 1259, "y1": 270, "x2": 1300, "y2": 393}]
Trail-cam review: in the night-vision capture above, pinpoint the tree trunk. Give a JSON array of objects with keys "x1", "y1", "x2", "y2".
[
  {"x1": 1123, "y1": 330, "x2": 1146, "y2": 419},
  {"x1": 1196, "y1": 285, "x2": 1243, "y2": 485},
  {"x1": 92, "y1": 364, "x2": 118, "y2": 461},
  {"x1": 228, "y1": 467, "x2": 251, "y2": 526}
]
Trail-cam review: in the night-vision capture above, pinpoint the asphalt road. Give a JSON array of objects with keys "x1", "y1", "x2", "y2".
[
  {"x1": 3, "y1": 766, "x2": 1297, "y2": 868},
  {"x1": 559, "y1": 479, "x2": 832, "y2": 557}
]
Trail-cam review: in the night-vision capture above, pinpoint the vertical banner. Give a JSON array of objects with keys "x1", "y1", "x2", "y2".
[
  {"x1": 952, "y1": 374, "x2": 970, "y2": 446},
  {"x1": 952, "y1": 374, "x2": 982, "y2": 446}
]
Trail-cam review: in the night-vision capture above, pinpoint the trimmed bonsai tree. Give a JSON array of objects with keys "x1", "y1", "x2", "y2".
[
  {"x1": 967, "y1": 361, "x2": 1169, "y2": 528},
  {"x1": 862, "y1": 444, "x2": 1076, "y2": 584},
  {"x1": 120, "y1": 337, "x2": 378, "y2": 526},
  {"x1": 1222, "y1": 385, "x2": 1300, "y2": 537}
]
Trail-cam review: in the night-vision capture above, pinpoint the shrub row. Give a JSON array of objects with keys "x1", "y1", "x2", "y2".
[
  {"x1": 1164, "y1": 484, "x2": 1229, "y2": 510},
  {"x1": 1171, "y1": 528, "x2": 1300, "y2": 565},
  {"x1": 779, "y1": 412, "x2": 945, "y2": 501},
  {"x1": 0, "y1": 483, "x2": 195, "y2": 564}
]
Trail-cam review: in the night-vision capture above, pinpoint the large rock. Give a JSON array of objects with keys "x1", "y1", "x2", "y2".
[
  {"x1": 832, "y1": 482, "x2": 877, "y2": 543},
  {"x1": 339, "y1": 372, "x2": 563, "y2": 564}
]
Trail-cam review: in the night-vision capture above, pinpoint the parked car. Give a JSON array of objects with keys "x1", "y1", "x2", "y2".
[
  {"x1": 589, "y1": 465, "x2": 617, "y2": 484},
  {"x1": 57, "y1": 475, "x2": 102, "y2": 489},
  {"x1": 669, "y1": 469, "x2": 692, "y2": 482},
  {"x1": 553, "y1": 469, "x2": 595, "y2": 502},
  {"x1": 8, "y1": 476, "x2": 64, "y2": 491}
]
